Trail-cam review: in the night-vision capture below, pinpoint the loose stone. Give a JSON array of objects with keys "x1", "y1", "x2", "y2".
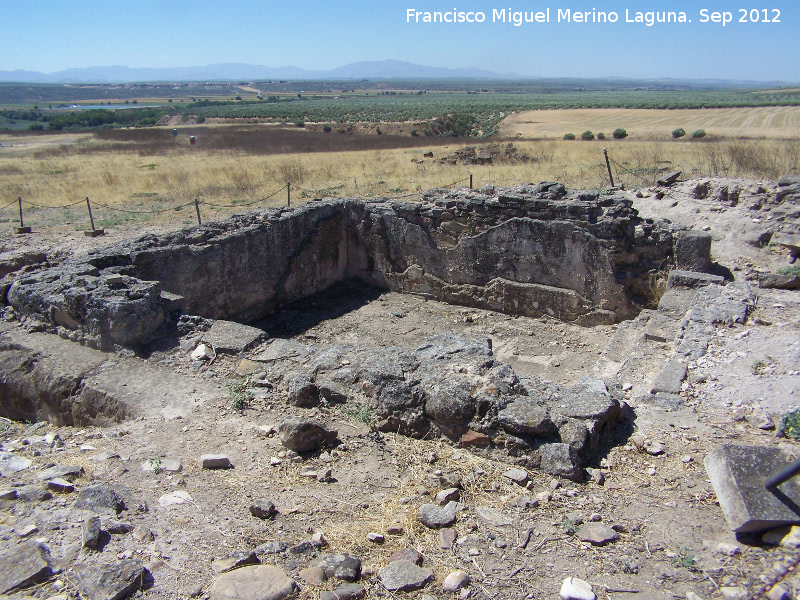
[
  {"x1": 560, "y1": 577, "x2": 596, "y2": 600},
  {"x1": 379, "y1": 560, "x2": 434, "y2": 592},
  {"x1": 443, "y1": 570, "x2": 471, "y2": 592},
  {"x1": 201, "y1": 454, "x2": 232, "y2": 469}
]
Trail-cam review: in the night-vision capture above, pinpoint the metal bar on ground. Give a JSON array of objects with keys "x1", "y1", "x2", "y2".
[{"x1": 765, "y1": 457, "x2": 800, "y2": 490}]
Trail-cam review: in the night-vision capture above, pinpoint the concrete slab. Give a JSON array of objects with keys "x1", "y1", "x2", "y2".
[
  {"x1": 202, "y1": 320, "x2": 265, "y2": 354},
  {"x1": 705, "y1": 445, "x2": 800, "y2": 533}
]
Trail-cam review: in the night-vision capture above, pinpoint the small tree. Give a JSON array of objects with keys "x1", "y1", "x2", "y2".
[
  {"x1": 612, "y1": 128, "x2": 628, "y2": 139},
  {"x1": 672, "y1": 128, "x2": 686, "y2": 138},
  {"x1": 597, "y1": 132, "x2": 606, "y2": 140},
  {"x1": 691, "y1": 129, "x2": 706, "y2": 139},
  {"x1": 563, "y1": 133, "x2": 576, "y2": 140},
  {"x1": 322, "y1": 124, "x2": 332, "y2": 133},
  {"x1": 581, "y1": 130, "x2": 595, "y2": 141}
]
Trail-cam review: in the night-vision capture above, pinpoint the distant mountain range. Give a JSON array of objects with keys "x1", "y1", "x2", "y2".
[
  {"x1": 0, "y1": 60, "x2": 506, "y2": 83},
  {"x1": 0, "y1": 60, "x2": 794, "y2": 86}
]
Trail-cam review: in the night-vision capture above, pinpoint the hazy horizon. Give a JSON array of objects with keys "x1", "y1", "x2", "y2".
[{"x1": 1, "y1": 1, "x2": 797, "y2": 81}]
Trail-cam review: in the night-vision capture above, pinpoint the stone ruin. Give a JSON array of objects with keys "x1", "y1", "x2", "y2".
[{"x1": 1, "y1": 182, "x2": 708, "y2": 478}]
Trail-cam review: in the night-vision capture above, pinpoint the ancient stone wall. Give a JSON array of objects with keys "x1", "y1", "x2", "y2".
[{"x1": 7, "y1": 184, "x2": 675, "y2": 349}]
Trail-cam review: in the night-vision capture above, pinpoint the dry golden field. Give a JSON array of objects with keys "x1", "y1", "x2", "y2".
[
  {"x1": 499, "y1": 106, "x2": 800, "y2": 140},
  {"x1": 0, "y1": 108, "x2": 798, "y2": 232}
]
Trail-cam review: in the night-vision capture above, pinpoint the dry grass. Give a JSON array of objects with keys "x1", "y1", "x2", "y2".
[
  {"x1": 0, "y1": 120, "x2": 797, "y2": 231},
  {"x1": 500, "y1": 106, "x2": 800, "y2": 140}
]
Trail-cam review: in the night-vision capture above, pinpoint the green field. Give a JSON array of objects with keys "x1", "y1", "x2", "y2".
[{"x1": 2, "y1": 80, "x2": 800, "y2": 137}]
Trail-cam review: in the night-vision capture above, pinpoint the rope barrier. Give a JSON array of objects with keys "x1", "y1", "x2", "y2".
[
  {"x1": 3, "y1": 174, "x2": 475, "y2": 230},
  {"x1": 199, "y1": 184, "x2": 288, "y2": 209},
  {"x1": 0, "y1": 198, "x2": 18, "y2": 212},
  {"x1": 92, "y1": 200, "x2": 197, "y2": 214},
  {"x1": 20, "y1": 198, "x2": 89, "y2": 210}
]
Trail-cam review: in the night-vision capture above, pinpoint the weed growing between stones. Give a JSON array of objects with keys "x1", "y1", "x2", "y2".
[
  {"x1": 779, "y1": 409, "x2": 800, "y2": 440},
  {"x1": 779, "y1": 265, "x2": 800, "y2": 276},
  {"x1": 148, "y1": 455, "x2": 163, "y2": 475},
  {"x1": 226, "y1": 379, "x2": 251, "y2": 412},
  {"x1": 670, "y1": 545, "x2": 697, "y2": 571},
  {"x1": 751, "y1": 356, "x2": 777, "y2": 376},
  {"x1": 339, "y1": 402, "x2": 373, "y2": 426},
  {"x1": 645, "y1": 268, "x2": 670, "y2": 308},
  {"x1": 560, "y1": 518, "x2": 580, "y2": 536}
]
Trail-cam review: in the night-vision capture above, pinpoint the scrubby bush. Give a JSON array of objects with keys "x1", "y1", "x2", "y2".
[
  {"x1": 322, "y1": 124, "x2": 332, "y2": 133},
  {"x1": 581, "y1": 130, "x2": 595, "y2": 141},
  {"x1": 612, "y1": 128, "x2": 628, "y2": 139},
  {"x1": 672, "y1": 128, "x2": 686, "y2": 138},
  {"x1": 563, "y1": 133, "x2": 575, "y2": 140},
  {"x1": 597, "y1": 132, "x2": 606, "y2": 140},
  {"x1": 691, "y1": 129, "x2": 706, "y2": 139},
  {"x1": 294, "y1": 119, "x2": 305, "y2": 128}
]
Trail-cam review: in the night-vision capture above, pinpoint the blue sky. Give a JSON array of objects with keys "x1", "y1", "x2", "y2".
[{"x1": 1, "y1": 0, "x2": 797, "y2": 81}]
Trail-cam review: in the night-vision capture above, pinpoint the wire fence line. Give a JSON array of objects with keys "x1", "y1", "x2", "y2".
[
  {"x1": 4, "y1": 144, "x2": 667, "y2": 233},
  {"x1": 1, "y1": 174, "x2": 474, "y2": 232}
]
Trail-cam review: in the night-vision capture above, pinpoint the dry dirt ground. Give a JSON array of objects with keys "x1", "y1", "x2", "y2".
[{"x1": 0, "y1": 177, "x2": 799, "y2": 600}]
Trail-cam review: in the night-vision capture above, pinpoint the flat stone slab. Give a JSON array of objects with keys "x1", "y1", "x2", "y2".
[
  {"x1": 650, "y1": 359, "x2": 688, "y2": 395},
  {"x1": 577, "y1": 523, "x2": 620, "y2": 545},
  {"x1": 0, "y1": 542, "x2": 53, "y2": 594},
  {"x1": 759, "y1": 273, "x2": 800, "y2": 290},
  {"x1": 74, "y1": 560, "x2": 145, "y2": 600},
  {"x1": 210, "y1": 565, "x2": 298, "y2": 600},
  {"x1": 667, "y1": 270, "x2": 725, "y2": 289},
  {"x1": 379, "y1": 560, "x2": 434, "y2": 592},
  {"x1": 705, "y1": 445, "x2": 800, "y2": 533},
  {"x1": 37, "y1": 464, "x2": 84, "y2": 481},
  {"x1": 476, "y1": 506, "x2": 513, "y2": 527},
  {"x1": 0, "y1": 452, "x2": 32, "y2": 476},
  {"x1": 202, "y1": 320, "x2": 265, "y2": 354}
]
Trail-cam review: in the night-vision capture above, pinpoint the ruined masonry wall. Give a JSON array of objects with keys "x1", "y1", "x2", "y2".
[{"x1": 7, "y1": 183, "x2": 674, "y2": 349}]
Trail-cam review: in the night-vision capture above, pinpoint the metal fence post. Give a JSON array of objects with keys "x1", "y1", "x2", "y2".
[
  {"x1": 603, "y1": 148, "x2": 615, "y2": 188},
  {"x1": 83, "y1": 197, "x2": 105, "y2": 237},
  {"x1": 15, "y1": 197, "x2": 31, "y2": 234}
]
